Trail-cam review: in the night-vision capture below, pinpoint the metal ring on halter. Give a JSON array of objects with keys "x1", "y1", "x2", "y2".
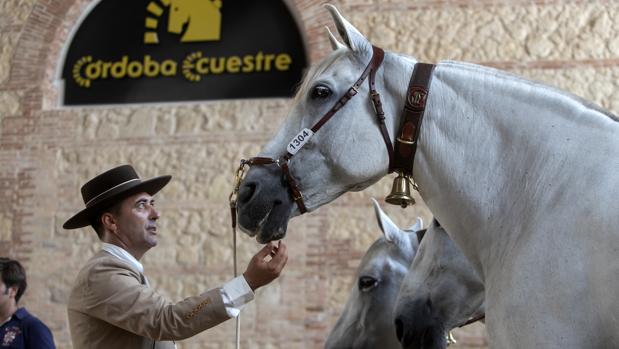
[{"x1": 396, "y1": 137, "x2": 416, "y2": 145}]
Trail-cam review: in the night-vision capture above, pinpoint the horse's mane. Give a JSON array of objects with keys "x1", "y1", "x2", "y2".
[
  {"x1": 293, "y1": 47, "x2": 618, "y2": 125},
  {"x1": 440, "y1": 60, "x2": 619, "y2": 123}
]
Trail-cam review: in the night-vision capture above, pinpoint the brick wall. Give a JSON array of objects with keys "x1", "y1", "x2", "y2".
[{"x1": 1, "y1": 0, "x2": 617, "y2": 348}]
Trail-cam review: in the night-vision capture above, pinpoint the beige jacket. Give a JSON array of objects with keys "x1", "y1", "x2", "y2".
[{"x1": 68, "y1": 251, "x2": 229, "y2": 349}]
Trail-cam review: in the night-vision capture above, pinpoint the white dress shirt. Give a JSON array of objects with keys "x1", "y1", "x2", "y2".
[{"x1": 101, "y1": 243, "x2": 254, "y2": 319}]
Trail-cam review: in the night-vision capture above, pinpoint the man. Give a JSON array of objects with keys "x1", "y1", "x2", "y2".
[
  {"x1": 0, "y1": 258, "x2": 56, "y2": 348},
  {"x1": 64, "y1": 164, "x2": 288, "y2": 348}
]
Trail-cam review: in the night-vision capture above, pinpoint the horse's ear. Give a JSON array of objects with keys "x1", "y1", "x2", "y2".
[
  {"x1": 325, "y1": 26, "x2": 346, "y2": 51},
  {"x1": 407, "y1": 217, "x2": 423, "y2": 232},
  {"x1": 324, "y1": 4, "x2": 369, "y2": 52},
  {"x1": 404, "y1": 217, "x2": 424, "y2": 249},
  {"x1": 371, "y1": 198, "x2": 403, "y2": 243}
]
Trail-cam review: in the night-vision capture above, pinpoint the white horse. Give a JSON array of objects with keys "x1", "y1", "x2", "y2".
[
  {"x1": 394, "y1": 219, "x2": 484, "y2": 349},
  {"x1": 325, "y1": 199, "x2": 421, "y2": 349},
  {"x1": 326, "y1": 200, "x2": 483, "y2": 349},
  {"x1": 236, "y1": 5, "x2": 619, "y2": 348}
]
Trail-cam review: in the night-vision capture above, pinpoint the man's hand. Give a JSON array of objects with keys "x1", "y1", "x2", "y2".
[{"x1": 243, "y1": 241, "x2": 288, "y2": 291}]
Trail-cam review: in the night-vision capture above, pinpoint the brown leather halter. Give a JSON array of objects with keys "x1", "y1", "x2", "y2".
[{"x1": 238, "y1": 45, "x2": 434, "y2": 214}]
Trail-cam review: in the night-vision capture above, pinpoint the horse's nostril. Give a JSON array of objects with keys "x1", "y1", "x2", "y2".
[
  {"x1": 425, "y1": 298, "x2": 433, "y2": 311},
  {"x1": 395, "y1": 318, "x2": 404, "y2": 342},
  {"x1": 238, "y1": 182, "x2": 257, "y2": 204}
]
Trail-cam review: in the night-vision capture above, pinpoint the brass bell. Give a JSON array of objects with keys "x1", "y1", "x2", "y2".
[{"x1": 385, "y1": 172, "x2": 415, "y2": 208}]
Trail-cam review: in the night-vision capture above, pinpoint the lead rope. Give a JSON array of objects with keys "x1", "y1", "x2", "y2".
[{"x1": 229, "y1": 160, "x2": 249, "y2": 349}]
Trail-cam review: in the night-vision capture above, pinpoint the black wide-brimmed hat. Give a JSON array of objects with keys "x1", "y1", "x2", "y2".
[{"x1": 63, "y1": 165, "x2": 172, "y2": 229}]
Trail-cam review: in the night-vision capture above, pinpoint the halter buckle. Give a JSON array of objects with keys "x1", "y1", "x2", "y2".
[
  {"x1": 347, "y1": 86, "x2": 359, "y2": 97},
  {"x1": 370, "y1": 91, "x2": 384, "y2": 118}
]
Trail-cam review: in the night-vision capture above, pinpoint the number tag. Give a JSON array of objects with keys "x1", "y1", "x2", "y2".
[{"x1": 287, "y1": 128, "x2": 314, "y2": 155}]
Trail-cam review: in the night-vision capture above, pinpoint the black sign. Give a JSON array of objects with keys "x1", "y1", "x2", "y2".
[{"x1": 61, "y1": 0, "x2": 308, "y2": 105}]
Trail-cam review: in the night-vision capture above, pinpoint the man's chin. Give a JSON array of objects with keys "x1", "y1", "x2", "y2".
[{"x1": 145, "y1": 236, "x2": 158, "y2": 248}]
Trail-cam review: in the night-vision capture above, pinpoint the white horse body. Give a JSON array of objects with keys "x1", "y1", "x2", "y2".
[
  {"x1": 236, "y1": 6, "x2": 619, "y2": 348},
  {"x1": 419, "y1": 62, "x2": 619, "y2": 348}
]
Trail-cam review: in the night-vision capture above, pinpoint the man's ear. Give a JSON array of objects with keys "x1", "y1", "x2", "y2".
[
  {"x1": 6, "y1": 286, "x2": 17, "y2": 299},
  {"x1": 101, "y1": 212, "x2": 117, "y2": 234}
]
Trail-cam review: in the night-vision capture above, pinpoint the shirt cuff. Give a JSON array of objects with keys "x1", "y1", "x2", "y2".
[{"x1": 221, "y1": 275, "x2": 255, "y2": 318}]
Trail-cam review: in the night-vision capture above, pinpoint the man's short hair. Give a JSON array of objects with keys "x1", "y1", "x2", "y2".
[
  {"x1": 0, "y1": 258, "x2": 27, "y2": 303},
  {"x1": 90, "y1": 201, "x2": 124, "y2": 240}
]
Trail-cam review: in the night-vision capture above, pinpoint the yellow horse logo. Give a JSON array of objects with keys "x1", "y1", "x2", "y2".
[{"x1": 144, "y1": 0, "x2": 222, "y2": 44}]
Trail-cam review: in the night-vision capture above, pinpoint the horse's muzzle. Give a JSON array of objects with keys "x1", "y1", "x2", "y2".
[
  {"x1": 394, "y1": 297, "x2": 447, "y2": 349},
  {"x1": 236, "y1": 165, "x2": 295, "y2": 243}
]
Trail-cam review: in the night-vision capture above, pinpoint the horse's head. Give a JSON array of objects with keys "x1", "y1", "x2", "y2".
[
  {"x1": 394, "y1": 220, "x2": 485, "y2": 349},
  {"x1": 325, "y1": 199, "x2": 421, "y2": 349},
  {"x1": 237, "y1": 5, "x2": 411, "y2": 242},
  {"x1": 167, "y1": 0, "x2": 190, "y2": 34}
]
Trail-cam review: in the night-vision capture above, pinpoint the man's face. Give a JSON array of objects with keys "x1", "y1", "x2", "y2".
[{"x1": 114, "y1": 192, "x2": 160, "y2": 257}]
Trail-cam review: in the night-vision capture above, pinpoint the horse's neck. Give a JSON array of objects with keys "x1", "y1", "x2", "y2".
[{"x1": 411, "y1": 61, "x2": 619, "y2": 276}]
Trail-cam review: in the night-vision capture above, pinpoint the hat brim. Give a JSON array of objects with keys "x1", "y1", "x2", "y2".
[{"x1": 63, "y1": 175, "x2": 172, "y2": 230}]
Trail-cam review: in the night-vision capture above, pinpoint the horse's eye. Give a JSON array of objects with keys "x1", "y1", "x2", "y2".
[
  {"x1": 311, "y1": 85, "x2": 332, "y2": 99},
  {"x1": 358, "y1": 276, "x2": 379, "y2": 292}
]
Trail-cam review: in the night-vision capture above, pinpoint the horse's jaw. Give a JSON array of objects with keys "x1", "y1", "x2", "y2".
[
  {"x1": 236, "y1": 169, "x2": 385, "y2": 242},
  {"x1": 235, "y1": 150, "x2": 368, "y2": 242},
  {"x1": 237, "y1": 202, "x2": 295, "y2": 244},
  {"x1": 238, "y1": 208, "x2": 292, "y2": 244},
  {"x1": 236, "y1": 181, "x2": 346, "y2": 243}
]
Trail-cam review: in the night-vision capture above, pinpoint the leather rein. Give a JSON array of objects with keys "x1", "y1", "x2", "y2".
[{"x1": 235, "y1": 45, "x2": 436, "y2": 214}]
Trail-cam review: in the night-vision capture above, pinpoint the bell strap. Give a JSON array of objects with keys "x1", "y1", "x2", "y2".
[
  {"x1": 368, "y1": 49, "x2": 393, "y2": 172},
  {"x1": 392, "y1": 63, "x2": 436, "y2": 176}
]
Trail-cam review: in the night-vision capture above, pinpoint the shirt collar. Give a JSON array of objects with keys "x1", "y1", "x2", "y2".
[
  {"x1": 12, "y1": 308, "x2": 27, "y2": 320},
  {"x1": 2, "y1": 308, "x2": 28, "y2": 326},
  {"x1": 101, "y1": 243, "x2": 144, "y2": 274}
]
